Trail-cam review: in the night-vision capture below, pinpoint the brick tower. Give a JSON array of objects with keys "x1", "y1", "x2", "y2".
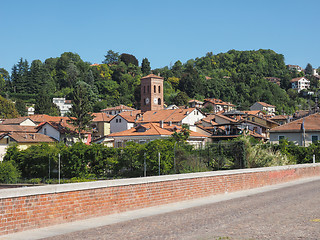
[{"x1": 140, "y1": 74, "x2": 164, "y2": 112}]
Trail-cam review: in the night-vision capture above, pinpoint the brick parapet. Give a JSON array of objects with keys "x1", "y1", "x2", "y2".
[{"x1": 0, "y1": 163, "x2": 319, "y2": 235}]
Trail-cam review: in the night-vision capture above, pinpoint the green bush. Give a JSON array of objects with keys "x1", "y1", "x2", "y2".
[{"x1": 0, "y1": 161, "x2": 20, "y2": 183}]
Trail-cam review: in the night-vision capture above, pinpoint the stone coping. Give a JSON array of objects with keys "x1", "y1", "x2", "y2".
[{"x1": 0, "y1": 163, "x2": 319, "y2": 200}]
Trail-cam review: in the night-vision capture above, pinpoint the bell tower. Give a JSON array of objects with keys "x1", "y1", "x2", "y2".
[{"x1": 140, "y1": 74, "x2": 164, "y2": 112}]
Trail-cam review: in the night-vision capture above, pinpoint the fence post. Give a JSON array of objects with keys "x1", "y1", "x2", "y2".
[
  {"x1": 158, "y1": 152, "x2": 161, "y2": 176},
  {"x1": 144, "y1": 152, "x2": 146, "y2": 177}
]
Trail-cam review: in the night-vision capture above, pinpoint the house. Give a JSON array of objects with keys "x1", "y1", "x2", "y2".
[
  {"x1": 188, "y1": 99, "x2": 204, "y2": 108},
  {"x1": 91, "y1": 112, "x2": 113, "y2": 139},
  {"x1": 27, "y1": 106, "x2": 35, "y2": 116},
  {"x1": 101, "y1": 105, "x2": 136, "y2": 116},
  {"x1": 203, "y1": 98, "x2": 236, "y2": 113},
  {"x1": 1, "y1": 117, "x2": 37, "y2": 126},
  {"x1": 52, "y1": 98, "x2": 73, "y2": 116},
  {"x1": 287, "y1": 64, "x2": 303, "y2": 72},
  {"x1": 250, "y1": 102, "x2": 276, "y2": 116},
  {"x1": 290, "y1": 77, "x2": 310, "y2": 92},
  {"x1": 36, "y1": 120, "x2": 90, "y2": 145},
  {"x1": 269, "y1": 113, "x2": 320, "y2": 146},
  {"x1": 108, "y1": 122, "x2": 208, "y2": 148},
  {"x1": 0, "y1": 132, "x2": 56, "y2": 161},
  {"x1": 270, "y1": 115, "x2": 291, "y2": 125},
  {"x1": 136, "y1": 108, "x2": 205, "y2": 132}
]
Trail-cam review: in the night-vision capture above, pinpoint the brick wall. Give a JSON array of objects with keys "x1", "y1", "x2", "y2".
[{"x1": 0, "y1": 164, "x2": 319, "y2": 236}]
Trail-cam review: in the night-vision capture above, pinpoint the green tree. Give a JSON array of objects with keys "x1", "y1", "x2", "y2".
[
  {"x1": 0, "y1": 161, "x2": 20, "y2": 183},
  {"x1": 141, "y1": 58, "x2": 151, "y2": 75},
  {"x1": 305, "y1": 63, "x2": 313, "y2": 75},
  {"x1": 0, "y1": 96, "x2": 19, "y2": 118},
  {"x1": 120, "y1": 53, "x2": 139, "y2": 66},
  {"x1": 68, "y1": 81, "x2": 94, "y2": 140},
  {"x1": 103, "y1": 50, "x2": 119, "y2": 65},
  {"x1": 173, "y1": 91, "x2": 189, "y2": 106},
  {"x1": 34, "y1": 90, "x2": 60, "y2": 116},
  {"x1": 15, "y1": 99, "x2": 27, "y2": 116}
]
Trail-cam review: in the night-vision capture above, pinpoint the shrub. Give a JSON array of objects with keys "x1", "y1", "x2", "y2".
[{"x1": 0, "y1": 161, "x2": 20, "y2": 183}]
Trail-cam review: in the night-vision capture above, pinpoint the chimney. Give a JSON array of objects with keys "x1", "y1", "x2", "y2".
[
  {"x1": 169, "y1": 121, "x2": 172, "y2": 126},
  {"x1": 160, "y1": 120, "x2": 163, "y2": 128}
]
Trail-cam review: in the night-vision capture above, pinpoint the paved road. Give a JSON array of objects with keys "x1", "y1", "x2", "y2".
[{"x1": 43, "y1": 179, "x2": 320, "y2": 240}]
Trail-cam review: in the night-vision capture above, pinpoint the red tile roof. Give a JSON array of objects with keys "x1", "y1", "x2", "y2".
[
  {"x1": 0, "y1": 125, "x2": 37, "y2": 133},
  {"x1": 1, "y1": 117, "x2": 32, "y2": 125},
  {"x1": 270, "y1": 113, "x2": 320, "y2": 132},
  {"x1": 290, "y1": 77, "x2": 309, "y2": 83},
  {"x1": 116, "y1": 110, "x2": 142, "y2": 123},
  {"x1": 256, "y1": 102, "x2": 275, "y2": 108},
  {"x1": 137, "y1": 108, "x2": 197, "y2": 123},
  {"x1": 141, "y1": 74, "x2": 163, "y2": 79},
  {"x1": 101, "y1": 105, "x2": 136, "y2": 112},
  {"x1": 204, "y1": 98, "x2": 236, "y2": 107},
  {"x1": 108, "y1": 123, "x2": 207, "y2": 138},
  {"x1": 92, "y1": 112, "x2": 113, "y2": 122},
  {"x1": 1, "y1": 132, "x2": 56, "y2": 143},
  {"x1": 28, "y1": 114, "x2": 70, "y2": 124}
]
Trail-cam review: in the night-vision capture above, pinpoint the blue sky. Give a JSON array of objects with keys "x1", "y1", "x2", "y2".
[{"x1": 1, "y1": 0, "x2": 319, "y2": 73}]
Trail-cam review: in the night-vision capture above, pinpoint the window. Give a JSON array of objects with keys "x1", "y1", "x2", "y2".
[
  {"x1": 312, "y1": 135, "x2": 318, "y2": 143},
  {"x1": 119, "y1": 118, "x2": 121, "y2": 123},
  {"x1": 158, "y1": 98, "x2": 161, "y2": 105},
  {"x1": 154, "y1": 85, "x2": 156, "y2": 93},
  {"x1": 144, "y1": 86, "x2": 146, "y2": 93},
  {"x1": 116, "y1": 119, "x2": 118, "y2": 123},
  {"x1": 44, "y1": 128, "x2": 47, "y2": 135},
  {"x1": 278, "y1": 136, "x2": 285, "y2": 141},
  {"x1": 147, "y1": 85, "x2": 149, "y2": 93},
  {"x1": 158, "y1": 86, "x2": 161, "y2": 93}
]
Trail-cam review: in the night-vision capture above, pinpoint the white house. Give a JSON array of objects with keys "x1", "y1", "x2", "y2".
[
  {"x1": 290, "y1": 77, "x2": 310, "y2": 93},
  {"x1": 250, "y1": 102, "x2": 276, "y2": 116},
  {"x1": 52, "y1": 98, "x2": 73, "y2": 116},
  {"x1": 110, "y1": 110, "x2": 141, "y2": 134},
  {"x1": 269, "y1": 113, "x2": 320, "y2": 146}
]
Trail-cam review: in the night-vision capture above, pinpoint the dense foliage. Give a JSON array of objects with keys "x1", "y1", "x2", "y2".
[
  {"x1": 1, "y1": 49, "x2": 319, "y2": 116},
  {"x1": 3, "y1": 135, "x2": 302, "y2": 182}
]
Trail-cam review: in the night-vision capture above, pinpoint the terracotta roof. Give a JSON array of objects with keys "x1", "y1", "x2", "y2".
[
  {"x1": 243, "y1": 110, "x2": 265, "y2": 116},
  {"x1": 0, "y1": 125, "x2": 37, "y2": 133},
  {"x1": 36, "y1": 120, "x2": 90, "y2": 134},
  {"x1": 204, "y1": 98, "x2": 235, "y2": 107},
  {"x1": 1, "y1": 117, "x2": 31, "y2": 125},
  {"x1": 271, "y1": 115, "x2": 290, "y2": 121},
  {"x1": 0, "y1": 132, "x2": 56, "y2": 143},
  {"x1": 141, "y1": 74, "x2": 163, "y2": 79},
  {"x1": 256, "y1": 102, "x2": 275, "y2": 108},
  {"x1": 92, "y1": 112, "x2": 113, "y2": 122},
  {"x1": 200, "y1": 115, "x2": 218, "y2": 125},
  {"x1": 290, "y1": 77, "x2": 309, "y2": 83},
  {"x1": 215, "y1": 113, "x2": 238, "y2": 123},
  {"x1": 101, "y1": 105, "x2": 136, "y2": 112},
  {"x1": 28, "y1": 114, "x2": 70, "y2": 123},
  {"x1": 270, "y1": 113, "x2": 320, "y2": 132},
  {"x1": 115, "y1": 110, "x2": 142, "y2": 123},
  {"x1": 188, "y1": 99, "x2": 204, "y2": 104},
  {"x1": 108, "y1": 123, "x2": 207, "y2": 138},
  {"x1": 137, "y1": 108, "x2": 197, "y2": 123}
]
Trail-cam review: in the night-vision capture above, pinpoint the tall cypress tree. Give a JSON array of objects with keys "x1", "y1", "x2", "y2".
[{"x1": 141, "y1": 58, "x2": 151, "y2": 75}]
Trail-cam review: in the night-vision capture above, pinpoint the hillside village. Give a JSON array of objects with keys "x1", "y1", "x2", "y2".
[{"x1": 0, "y1": 70, "x2": 319, "y2": 161}]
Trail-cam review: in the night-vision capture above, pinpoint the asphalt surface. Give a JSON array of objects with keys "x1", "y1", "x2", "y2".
[{"x1": 41, "y1": 178, "x2": 320, "y2": 240}]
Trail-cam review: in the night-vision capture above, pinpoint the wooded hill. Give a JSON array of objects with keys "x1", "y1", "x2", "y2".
[{"x1": 0, "y1": 49, "x2": 319, "y2": 117}]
